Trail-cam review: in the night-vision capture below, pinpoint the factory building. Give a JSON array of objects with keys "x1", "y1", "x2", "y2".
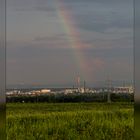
[{"x1": 113, "y1": 86, "x2": 134, "y2": 94}]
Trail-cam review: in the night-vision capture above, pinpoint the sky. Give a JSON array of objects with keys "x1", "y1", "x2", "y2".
[{"x1": 6, "y1": 0, "x2": 133, "y2": 87}]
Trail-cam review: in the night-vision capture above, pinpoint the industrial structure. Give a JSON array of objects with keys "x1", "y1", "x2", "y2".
[{"x1": 6, "y1": 77, "x2": 134, "y2": 96}]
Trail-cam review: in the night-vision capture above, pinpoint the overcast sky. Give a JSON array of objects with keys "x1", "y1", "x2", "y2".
[{"x1": 6, "y1": 0, "x2": 133, "y2": 87}]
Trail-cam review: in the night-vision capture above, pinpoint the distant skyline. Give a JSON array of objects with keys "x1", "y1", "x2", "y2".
[{"x1": 7, "y1": 0, "x2": 133, "y2": 87}]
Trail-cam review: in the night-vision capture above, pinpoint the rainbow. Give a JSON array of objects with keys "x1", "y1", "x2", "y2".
[{"x1": 54, "y1": 0, "x2": 91, "y2": 82}]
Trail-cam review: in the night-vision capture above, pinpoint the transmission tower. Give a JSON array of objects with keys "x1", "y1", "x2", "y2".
[{"x1": 106, "y1": 77, "x2": 112, "y2": 103}]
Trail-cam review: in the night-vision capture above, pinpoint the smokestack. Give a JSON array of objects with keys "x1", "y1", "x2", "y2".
[
  {"x1": 84, "y1": 80, "x2": 86, "y2": 93},
  {"x1": 77, "y1": 76, "x2": 80, "y2": 91}
]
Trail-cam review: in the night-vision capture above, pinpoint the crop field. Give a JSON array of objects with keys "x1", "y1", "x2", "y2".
[{"x1": 6, "y1": 103, "x2": 134, "y2": 140}]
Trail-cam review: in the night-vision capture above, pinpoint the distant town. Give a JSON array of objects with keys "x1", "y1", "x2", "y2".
[
  {"x1": 6, "y1": 77, "x2": 134, "y2": 103},
  {"x1": 6, "y1": 85, "x2": 134, "y2": 96}
]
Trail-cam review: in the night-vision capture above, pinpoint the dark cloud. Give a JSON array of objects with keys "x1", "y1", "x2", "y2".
[
  {"x1": 7, "y1": 0, "x2": 55, "y2": 13},
  {"x1": 71, "y1": 5, "x2": 132, "y2": 33}
]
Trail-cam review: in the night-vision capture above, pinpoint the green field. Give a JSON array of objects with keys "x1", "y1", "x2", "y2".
[{"x1": 6, "y1": 103, "x2": 134, "y2": 140}]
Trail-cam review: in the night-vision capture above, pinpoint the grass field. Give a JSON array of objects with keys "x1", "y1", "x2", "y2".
[{"x1": 6, "y1": 102, "x2": 134, "y2": 140}]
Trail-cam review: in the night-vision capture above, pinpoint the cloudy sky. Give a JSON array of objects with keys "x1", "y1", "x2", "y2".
[{"x1": 7, "y1": 0, "x2": 133, "y2": 87}]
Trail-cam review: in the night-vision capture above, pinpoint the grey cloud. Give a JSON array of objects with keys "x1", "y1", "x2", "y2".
[
  {"x1": 33, "y1": 33, "x2": 68, "y2": 42},
  {"x1": 7, "y1": 0, "x2": 133, "y2": 86},
  {"x1": 59, "y1": 0, "x2": 133, "y2": 32},
  {"x1": 73, "y1": 9, "x2": 132, "y2": 33},
  {"x1": 34, "y1": 6, "x2": 56, "y2": 12},
  {"x1": 7, "y1": 0, "x2": 55, "y2": 13},
  {"x1": 13, "y1": 6, "x2": 55, "y2": 13}
]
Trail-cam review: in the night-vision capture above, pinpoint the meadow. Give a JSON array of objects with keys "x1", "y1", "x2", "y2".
[{"x1": 6, "y1": 102, "x2": 134, "y2": 140}]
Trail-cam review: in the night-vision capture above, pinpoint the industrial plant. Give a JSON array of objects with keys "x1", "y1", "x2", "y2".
[{"x1": 6, "y1": 77, "x2": 134, "y2": 96}]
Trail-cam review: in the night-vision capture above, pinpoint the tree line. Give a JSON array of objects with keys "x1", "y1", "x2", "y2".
[{"x1": 6, "y1": 92, "x2": 134, "y2": 103}]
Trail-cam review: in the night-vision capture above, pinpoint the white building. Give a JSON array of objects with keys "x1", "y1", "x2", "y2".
[
  {"x1": 41, "y1": 89, "x2": 51, "y2": 93},
  {"x1": 64, "y1": 89, "x2": 74, "y2": 94}
]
